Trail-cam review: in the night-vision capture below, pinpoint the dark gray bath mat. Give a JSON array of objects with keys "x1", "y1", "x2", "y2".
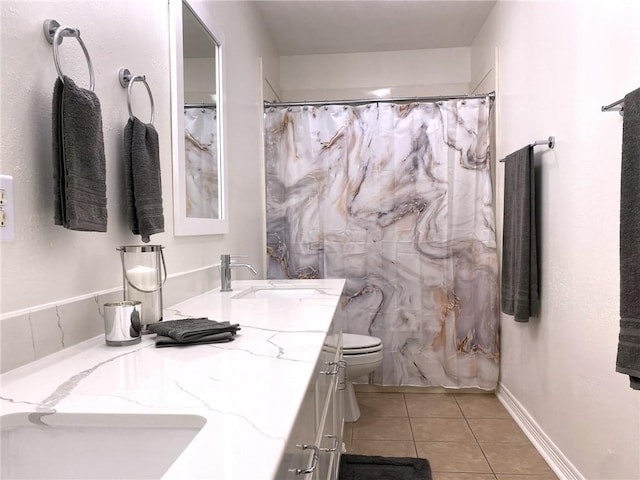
[{"x1": 339, "y1": 454, "x2": 432, "y2": 480}]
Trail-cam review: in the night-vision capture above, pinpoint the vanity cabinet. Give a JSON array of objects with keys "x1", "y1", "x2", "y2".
[{"x1": 276, "y1": 315, "x2": 344, "y2": 480}]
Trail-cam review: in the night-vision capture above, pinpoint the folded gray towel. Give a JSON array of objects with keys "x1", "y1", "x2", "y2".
[
  {"x1": 147, "y1": 318, "x2": 240, "y2": 344},
  {"x1": 124, "y1": 117, "x2": 164, "y2": 243},
  {"x1": 501, "y1": 145, "x2": 540, "y2": 322},
  {"x1": 52, "y1": 76, "x2": 107, "y2": 231},
  {"x1": 617, "y1": 87, "x2": 640, "y2": 390},
  {"x1": 154, "y1": 332, "x2": 235, "y2": 348}
]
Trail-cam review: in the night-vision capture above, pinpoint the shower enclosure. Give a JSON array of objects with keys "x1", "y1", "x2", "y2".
[{"x1": 264, "y1": 95, "x2": 499, "y2": 389}]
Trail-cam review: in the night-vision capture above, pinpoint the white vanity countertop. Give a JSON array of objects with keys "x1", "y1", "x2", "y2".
[{"x1": 0, "y1": 279, "x2": 346, "y2": 480}]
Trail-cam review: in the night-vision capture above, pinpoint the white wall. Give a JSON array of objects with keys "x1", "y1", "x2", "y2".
[
  {"x1": 184, "y1": 57, "x2": 216, "y2": 103},
  {"x1": 471, "y1": 1, "x2": 640, "y2": 478},
  {"x1": 0, "y1": 0, "x2": 276, "y2": 371},
  {"x1": 280, "y1": 47, "x2": 471, "y2": 101}
]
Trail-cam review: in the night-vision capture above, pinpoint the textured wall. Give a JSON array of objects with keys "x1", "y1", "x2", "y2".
[
  {"x1": 0, "y1": 0, "x2": 277, "y2": 370},
  {"x1": 471, "y1": 1, "x2": 640, "y2": 478},
  {"x1": 279, "y1": 47, "x2": 471, "y2": 101}
]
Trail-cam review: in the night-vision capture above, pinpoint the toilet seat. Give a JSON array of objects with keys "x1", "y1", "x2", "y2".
[
  {"x1": 343, "y1": 333, "x2": 382, "y2": 355},
  {"x1": 344, "y1": 345, "x2": 382, "y2": 355}
]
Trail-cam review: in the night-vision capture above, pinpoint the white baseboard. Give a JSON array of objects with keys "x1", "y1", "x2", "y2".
[{"x1": 496, "y1": 383, "x2": 584, "y2": 480}]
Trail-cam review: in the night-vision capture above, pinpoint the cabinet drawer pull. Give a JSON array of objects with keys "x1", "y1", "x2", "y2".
[
  {"x1": 320, "y1": 434, "x2": 340, "y2": 452},
  {"x1": 337, "y1": 360, "x2": 347, "y2": 390},
  {"x1": 294, "y1": 444, "x2": 319, "y2": 475},
  {"x1": 320, "y1": 361, "x2": 340, "y2": 375}
]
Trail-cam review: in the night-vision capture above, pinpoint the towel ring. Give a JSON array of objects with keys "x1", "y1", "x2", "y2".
[
  {"x1": 43, "y1": 19, "x2": 95, "y2": 92},
  {"x1": 119, "y1": 68, "x2": 155, "y2": 125}
]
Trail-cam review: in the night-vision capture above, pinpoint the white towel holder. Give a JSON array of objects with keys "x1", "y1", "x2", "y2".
[
  {"x1": 43, "y1": 19, "x2": 95, "y2": 92},
  {"x1": 119, "y1": 68, "x2": 155, "y2": 125},
  {"x1": 601, "y1": 98, "x2": 624, "y2": 116},
  {"x1": 499, "y1": 136, "x2": 555, "y2": 162}
]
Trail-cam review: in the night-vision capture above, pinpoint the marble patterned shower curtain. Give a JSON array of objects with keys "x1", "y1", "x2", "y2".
[
  {"x1": 184, "y1": 107, "x2": 218, "y2": 218},
  {"x1": 264, "y1": 99, "x2": 499, "y2": 389}
]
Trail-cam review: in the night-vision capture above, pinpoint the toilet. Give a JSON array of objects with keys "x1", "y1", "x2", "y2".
[{"x1": 342, "y1": 333, "x2": 383, "y2": 422}]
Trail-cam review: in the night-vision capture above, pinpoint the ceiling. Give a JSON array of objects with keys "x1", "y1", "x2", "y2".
[{"x1": 253, "y1": 1, "x2": 497, "y2": 56}]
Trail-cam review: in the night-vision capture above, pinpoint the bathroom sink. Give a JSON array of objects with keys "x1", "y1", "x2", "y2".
[
  {"x1": 231, "y1": 284, "x2": 324, "y2": 299},
  {"x1": 0, "y1": 412, "x2": 206, "y2": 479}
]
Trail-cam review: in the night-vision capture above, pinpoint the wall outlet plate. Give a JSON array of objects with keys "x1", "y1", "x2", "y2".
[{"x1": 0, "y1": 175, "x2": 15, "y2": 242}]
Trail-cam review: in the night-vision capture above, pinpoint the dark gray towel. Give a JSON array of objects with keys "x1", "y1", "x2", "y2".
[
  {"x1": 124, "y1": 117, "x2": 164, "y2": 243},
  {"x1": 501, "y1": 145, "x2": 540, "y2": 322},
  {"x1": 147, "y1": 318, "x2": 240, "y2": 344},
  {"x1": 617, "y1": 87, "x2": 640, "y2": 390},
  {"x1": 154, "y1": 332, "x2": 235, "y2": 348},
  {"x1": 52, "y1": 76, "x2": 107, "y2": 231}
]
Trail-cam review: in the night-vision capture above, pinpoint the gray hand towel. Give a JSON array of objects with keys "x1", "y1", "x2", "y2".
[
  {"x1": 124, "y1": 117, "x2": 164, "y2": 243},
  {"x1": 52, "y1": 76, "x2": 107, "y2": 231},
  {"x1": 501, "y1": 145, "x2": 540, "y2": 322},
  {"x1": 147, "y1": 318, "x2": 240, "y2": 343},
  {"x1": 616, "y1": 87, "x2": 640, "y2": 390},
  {"x1": 154, "y1": 332, "x2": 235, "y2": 348}
]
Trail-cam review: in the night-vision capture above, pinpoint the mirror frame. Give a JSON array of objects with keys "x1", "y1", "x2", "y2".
[{"x1": 169, "y1": 0, "x2": 228, "y2": 235}]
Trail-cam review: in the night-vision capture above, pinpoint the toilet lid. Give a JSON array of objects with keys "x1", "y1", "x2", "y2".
[{"x1": 343, "y1": 333, "x2": 382, "y2": 354}]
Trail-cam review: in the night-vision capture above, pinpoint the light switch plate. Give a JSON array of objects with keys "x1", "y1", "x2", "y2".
[{"x1": 0, "y1": 175, "x2": 15, "y2": 242}]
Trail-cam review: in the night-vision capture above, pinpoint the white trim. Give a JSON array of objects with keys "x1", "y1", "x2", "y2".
[
  {"x1": 0, "y1": 264, "x2": 218, "y2": 322},
  {"x1": 258, "y1": 57, "x2": 269, "y2": 276},
  {"x1": 170, "y1": 0, "x2": 228, "y2": 236},
  {"x1": 496, "y1": 383, "x2": 585, "y2": 480},
  {"x1": 0, "y1": 286, "x2": 122, "y2": 322}
]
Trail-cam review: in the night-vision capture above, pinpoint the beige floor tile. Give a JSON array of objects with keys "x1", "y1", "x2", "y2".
[
  {"x1": 349, "y1": 439, "x2": 417, "y2": 457},
  {"x1": 356, "y1": 392, "x2": 408, "y2": 417},
  {"x1": 468, "y1": 418, "x2": 530, "y2": 443},
  {"x1": 496, "y1": 475, "x2": 559, "y2": 480},
  {"x1": 405, "y1": 393, "x2": 463, "y2": 418},
  {"x1": 352, "y1": 416, "x2": 413, "y2": 441},
  {"x1": 411, "y1": 417, "x2": 476, "y2": 442},
  {"x1": 433, "y1": 473, "x2": 496, "y2": 480},
  {"x1": 481, "y1": 443, "x2": 555, "y2": 475},
  {"x1": 455, "y1": 393, "x2": 511, "y2": 418},
  {"x1": 415, "y1": 441, "x2": 492, "y2": 473}
]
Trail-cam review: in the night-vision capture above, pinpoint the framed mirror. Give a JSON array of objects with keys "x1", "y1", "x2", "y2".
[{"x1": 170, "y1": 0, "x2": 227, "y2": 235}]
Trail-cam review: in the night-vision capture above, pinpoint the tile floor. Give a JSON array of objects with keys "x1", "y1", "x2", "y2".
[{"x1": 344, "y1": 392, "x2": 559, "y2": 480}]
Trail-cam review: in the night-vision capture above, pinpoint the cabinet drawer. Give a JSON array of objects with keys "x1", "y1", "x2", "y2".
[{"x1": 275, "y1": 314, "x2": 344, "y2": 480}]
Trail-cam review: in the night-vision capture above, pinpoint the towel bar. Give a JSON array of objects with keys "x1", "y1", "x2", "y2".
[
  {"x1": 499, "y1": 136, "x2": 555, "y2": 162},
  {"x1": 43, "y1": 19, "x2": 95, "y2": 92},
  {"x1": 601, "y1": 98, "x2": 624, "y2": 116},
  {"x1": 119, "y1": 68, "x2": 155, "y2": 125}
]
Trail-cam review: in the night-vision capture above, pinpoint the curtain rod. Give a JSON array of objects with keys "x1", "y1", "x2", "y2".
[
  {"x1": 264, "y1": 92, "x2": 495, "y2": 108},
  {"x1": 184, "y1": 102, "x2": 216, "y2": 109}
]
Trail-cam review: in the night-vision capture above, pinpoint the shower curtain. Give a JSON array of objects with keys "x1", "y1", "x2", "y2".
[
  {"x1": 264, "y1": 98, "x2": 499, "y2": 389},
  {"x1": 184, "y1": 107, "x2": 218, "y2": 219}
]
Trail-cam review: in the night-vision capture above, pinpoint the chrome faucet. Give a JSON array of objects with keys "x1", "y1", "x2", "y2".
[{"x1": 219, "y1": 254, "x2": 257, "y2": 292}]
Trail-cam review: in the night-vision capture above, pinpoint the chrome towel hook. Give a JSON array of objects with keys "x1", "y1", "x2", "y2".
[
  {"x1": 43, "y1": 19, "x2": 95, "y2": 92},
  {"x1": 118, "y1": 68, "x2": 155, "y2": 125}
]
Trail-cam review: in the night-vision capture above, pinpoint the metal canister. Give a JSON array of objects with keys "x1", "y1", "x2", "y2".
[
  {"x1": 103, "y1": 301, "x2": 142, "y2": 346},
  {"x1": 117, "y1": 245, "x2": 167, "y2": 331}
]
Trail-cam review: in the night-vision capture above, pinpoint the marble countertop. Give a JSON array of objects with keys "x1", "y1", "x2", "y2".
[{"x1": 0, "y1": 279, "x2": 346, "y2": 479}]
